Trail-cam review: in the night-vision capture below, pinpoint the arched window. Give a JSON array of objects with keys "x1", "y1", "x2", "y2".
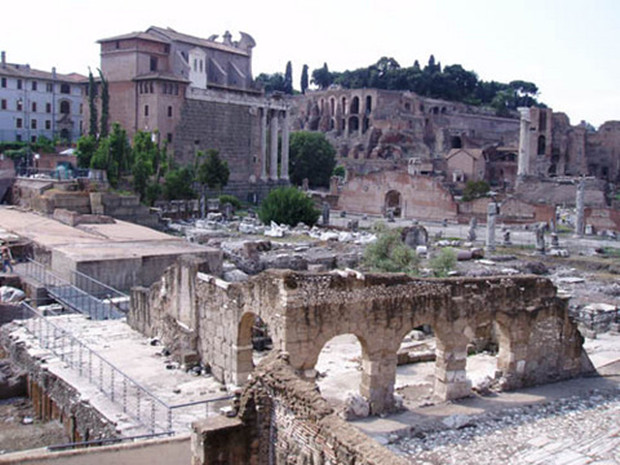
[
  {"x1": 350, "y1": 96, "x2": 360, "y2": 114},
  {"x1": 365, "y1": 96, "x2": 372, "y2": 114},
  {"x1": 59, "y1": 100, "x2": 70, "y2": 114},
  {"x1": 450, "y1": 136, "x2": 462, "y2": 149}
]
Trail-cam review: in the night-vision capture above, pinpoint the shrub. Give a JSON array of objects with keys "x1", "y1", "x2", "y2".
[
  {"x1": 363, "y1": 229, "x2": 419, "y2": 273},
  {"x1": 429, "y1": 248, "x2": 457, "y2": 277},
  {"x1": 462, "y1": 180, "x2": 490, "y2": 201},
  {"x1": 219, "y1": 194, "x2": 242, "y2": 210},
  {"x1": 258, "y1": 187, "x2": 320, "y2": 227}
]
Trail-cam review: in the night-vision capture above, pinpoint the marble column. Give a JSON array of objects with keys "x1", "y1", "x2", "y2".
[
  {"x1": 269, "y1": 110, "x2": 279, "y2": 181},
  {"x1": 280, "y1": 111, "x2": 289, "y2": 180},
  {"x1": 260, "y1": 108, "x2": 268, "y2": 181},
  {"x1": 517, "y1": 107, "x2": 532, "y2": 177},
  {"x1": 486, "y1": 202, "x2": 498, "y2": 251}
]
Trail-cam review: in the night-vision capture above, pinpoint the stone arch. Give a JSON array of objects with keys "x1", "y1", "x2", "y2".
[
  {"x1": 349, "y1": 116, "x2": 359, "y2": 135},
  {"x1": 234, "y1": 311, "x2": 273, "y2": 385},
  {"x1": 450, "y1": 135, "x2": 462, "y2": 149},
  {"x1": 350, "y1": 96, "x2": 360, "y2": 114},
  {"x1": 330, "y1": 97, "x2": 335, "y2": 116},
  {"x1": 59, "y1": 100, "x2": 71, "y2": 114},
  {"x1": 341, "y1": 97, "x2": 347, "y2": 115},
  {"x1": 384, "y1": 190, "x2": 402, "y2": 217},
  {"x1": 365, "y1": 95, "x2": 372, "y2": 113}
]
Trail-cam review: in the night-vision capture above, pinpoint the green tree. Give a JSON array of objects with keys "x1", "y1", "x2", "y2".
[
  {"x1": 311, "y1": 63, "x2": 333, "y2": 89},
  {"x1": 258, "y1": 187, "x2": 319, "y2": 227},
  {"x1": 284, "y1": 61, "x2": 293, "y2": 94},
  {"x1": 163, "y1": 166, "x2": 196, "y2": 200},
  {"x1": 300, "y1": 64, "x2": 309, "y2": 94},
  {"x1": 363, "y1": 229, "x2": 419, "y2": 273},
  {"x1": 256, "y1": 72, "x2": 287, "y2": 94},
  {"x1": 108, "y1": 123, "x2": 132, "y2": 180},
  {"x1": 289, "y1": 131, "x2": 336, "y2": 188},
  {"x1": 332, "y1": 165, "x2": 346, "y2": 178},
  {"x1": 98, "y1": 69, "x2": 110, "y2": 138},
  {"x1": 76, "y1": 135, "x2": 97, "y2": 168},
  {"x1": 196, "y1": 149, "x2": 230, "y2": 191},
  {"x1": 87, "y1": 69, "x2": 98, "y2": 138}
]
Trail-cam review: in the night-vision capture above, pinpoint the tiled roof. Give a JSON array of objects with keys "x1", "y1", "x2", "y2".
[
  {"x1": 0, "y1": 63, "x2": 87, "y2": 83},
  {"x1": 147, "y1": 26, "x2": 249, "y2": 56}
]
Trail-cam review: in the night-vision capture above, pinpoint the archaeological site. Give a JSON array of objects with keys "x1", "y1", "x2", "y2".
[{"x1": 0, "y1": 17, "x2": 619, "y2": 465}]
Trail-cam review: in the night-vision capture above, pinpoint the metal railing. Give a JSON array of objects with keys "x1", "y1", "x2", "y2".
[
  {"x1": 19, "y1": 302, "x2": 234, "y2": 435},
  {"x1": 20, "y1": 259, "x2": 127, "y2": 319}
]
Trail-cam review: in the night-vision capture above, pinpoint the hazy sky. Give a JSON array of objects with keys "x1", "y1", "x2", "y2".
[{"x1": 3, "y1": 0, "x2": 618, "y2": 127}]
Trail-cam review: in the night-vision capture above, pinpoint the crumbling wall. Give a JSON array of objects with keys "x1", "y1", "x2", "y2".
[{"x1": 191, "y1": 352, "x2": 410, "y2": 465}]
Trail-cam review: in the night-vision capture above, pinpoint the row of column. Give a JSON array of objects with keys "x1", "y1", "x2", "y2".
[{"x1": 260, "y1": 108, "x2": 289, "y2": 182}]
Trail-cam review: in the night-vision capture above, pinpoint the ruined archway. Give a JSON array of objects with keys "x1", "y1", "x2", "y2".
[
  {"x1": 235, "y1": 312, "x2": 272, "y2": 385},
  {"x1": 384, "y1": 190, "x2": 402, "y2": 217},
  {"x1": 315, "y1": 334, "x2": 366, "y2": 412}
]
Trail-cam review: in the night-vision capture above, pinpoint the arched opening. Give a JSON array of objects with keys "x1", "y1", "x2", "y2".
[
  {"x1": 350, "y1": 96, "x2": 360, "y2": 114},
  {"x1": 537, "y1": 135, "x2": 546, "y2": 155},
  {"x1": 319, "y1": 99, "x2": 324, "y2": 115},
  {"x1": 365, "y1": 96, "x2": 372, "y2": 113},
  {"x1": 384, "y1": 190, "x2": 402, "y2": 217},
  {"x1": 394, "y1": 326, "x2": 438, "y2": 408},
  {"x1": 329, "y1": 118, "x2": 335, "y2": 131},
  {"x1": 465, "y1": 321, "x2": 500, "y2": 396},
  {"x1": 450, "y1": 136, "x2": 462, "y2": 149},
  {"x1": 236, "y1": 312, "x2": 272, "y2": 385},
  {"x1": 348, "y1": 116, "x2": 359, "y2": 135},
  {"x1": 341, "y1": 97, "x2": 347, "y2": 115},
  {"x1": 59, "y1": 128, "x2": 70, "y2": 141},
  {"x1": 330, "y1": 97, "x2": 335, "y2": 116},
  {"x1": 59, "y1": 100, "x2": 70, "y2": 114},
  {"x1": 362, "y1": 116, "x2": 369, "y2": 134},
  {"x1": 538, "y1": 111, "x2": 547, "y2": 131}
]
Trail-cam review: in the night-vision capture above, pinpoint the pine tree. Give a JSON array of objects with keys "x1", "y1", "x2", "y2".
[
  {"x1": 284, "y1": 61, "x2": 293, "y2": 94},
  {"x1": 87, "y1": 69, "x2": 98, "y2": 138},
  {"x1": 301, "y1": 64, "x2": 309, "y2": 94},
  {"x1": 98, "y1": 69, "x2": 110, "y2": 138}
]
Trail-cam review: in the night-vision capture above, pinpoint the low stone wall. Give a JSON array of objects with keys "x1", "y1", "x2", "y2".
[
  {"x1": 0, "y1": 434, "x2": 191, "y2": 465},
  {"x1": 191, "y1": 353, "x2": 409, "y2": 465},
  {"x1": 0, "y1": 323, "x2": 119, "y2": 443}
]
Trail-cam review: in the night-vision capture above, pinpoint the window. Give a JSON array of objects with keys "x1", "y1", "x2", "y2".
[
  {"x1": 60, "y1": 83, "x2": 70, "y2": 94},
  {"x1": 193, "y1": 59, "x2": 197, "y2": 72},
  {"x1": 31, "y1": 135, "x2": 36, "y2": 143},
  {"x1": 144, "y1": 105, "x2": 149, "y2": 116},
  {"x1": 31, "y1": 102, "x2": 37, "y2": 112},
  {"x1": 59, "y1": 100, "x2": 70, "y2": 114},
  {"x1": 45, "y1": 120, "x2": 51, "y2": 130},
  {"x1": 149, "y1": 82, "x2": 154, "y2": 93},
  {"x1": 1, "y1": 99, "x2": 6, "y2": 110},
  {"x1": 115, "y1": 41, "x2": 120, "y2": 49},
  {"x1": 16, "y1": 100, "x2": 23, "y2": 111},
  {"x1": 80, "y1": 103, "x2": 83, "y2": 114},
  {"x1": 31, "y1": 119, "x2": 37, "y2": 129},
  {"x1": 1, "y1": 77, "x2": 6, "y2": 88},
  {"x1": 17, "y1": 79, "x2": 22, "y2": 90},
  {"x1": 32, "y1": 81, "x2": 37, "y2": 91},
  {"x1": 46, "y1": 102, "x2": 51, "y2": 113},
  {"x1": 16, "y1": 118, "x2": 22, "y2": 128},
  {"x1": 16, "y1": 134, "x2": 22, "y2": 142},
  {"x1": 46, "y1": 83, "x2": 53, "y2": 92},
  {"x1": 167, "y1": 133, "x2": 173, "y2": 143},
  {"x1": 150, "y1": 56, "x2": 157, "y2": 72},
  {"x1": 167, "y1": 106, "x2": 172, "y2": 117}
]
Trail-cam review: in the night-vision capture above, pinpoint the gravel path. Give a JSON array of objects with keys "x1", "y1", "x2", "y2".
[{"x1": 390, "y1": 389, "x2": 620, "y2": 465}]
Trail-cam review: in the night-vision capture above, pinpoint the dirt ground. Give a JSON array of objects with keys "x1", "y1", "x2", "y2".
[{"x1": 0, "y1": 397, "x2": 69, "y2": 454}]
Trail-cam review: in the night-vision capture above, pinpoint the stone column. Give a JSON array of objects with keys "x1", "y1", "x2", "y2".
[
  {"x1": 517, "y1": 107, "x2": 532, "y2": 177},
  {"x1": 434, "y1": 337, "x2": 471, "y2": 400},
  {"x1": 575, "y1": 179, "x2": 585, "y2": 237},
  {"x1": 269, "y1": 110, "x2": 279, "y2": 181},
  {"x1": 231, "y1": 343, "x2": 254, "y2": 386},
  {"x1": 280, "y1": 110, "x2": 289, "y2": 180},
  {"x1": 260, "y1": 108, "x2": 268, "y2": 181},
  {"x1": 360, "y1": 352, "x2": 397, "y2": 414},
  {"x1": 486, "y1": 202, "x2": 498, "y2": 252}
]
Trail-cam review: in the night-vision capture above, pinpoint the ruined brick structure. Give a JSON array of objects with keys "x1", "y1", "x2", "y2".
[
  {"x1": 131, "y1": 263, "x2": 593, "y2": 415},
  {"x1": 290, "y1": 88, "x2": 620, "y2": 184},
  {"x1": 191, "y1": 353, "x2": 410, "y2": 465},
  {"x1": 97, "y1": 27, "x2": 290, "y2": 200}
]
